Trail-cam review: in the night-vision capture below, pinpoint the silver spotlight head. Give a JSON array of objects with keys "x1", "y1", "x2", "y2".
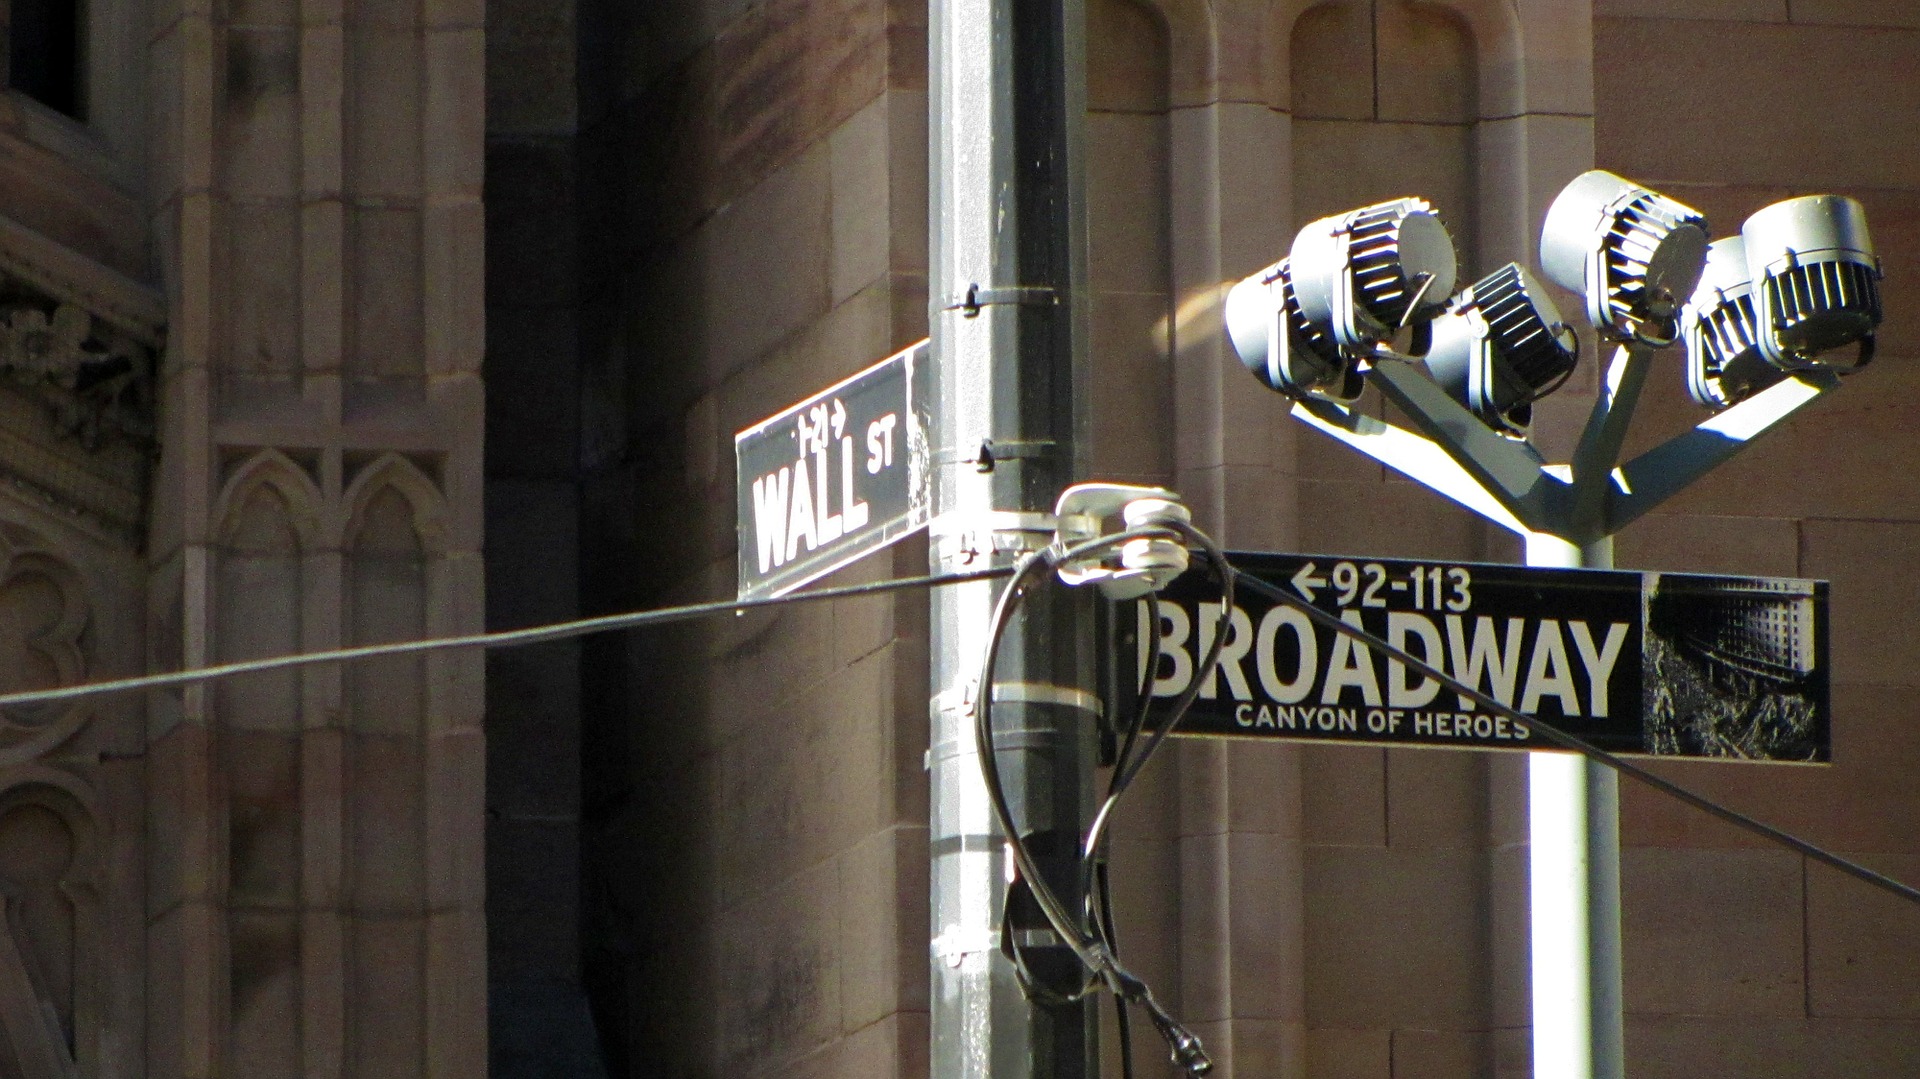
[
  {"x1": 1742, "y1": 194, "x2": 1882, "y2": 371},
  {"x1": 1424, "y1": 263, "x2": 1580, "y2": 436},
  {"x1": 1288, "y1": 197, "x2": 1458, "y2": 353},
  {"x1": 1224, "y1": 258, "x2": 1365, "y2": 402},
  {"x1": 1682, "y1": 236, "x2": 1784, "y2": 409},
  {"x1": 1539, "y1": 169, "x2": 1709, "y2": 345}
]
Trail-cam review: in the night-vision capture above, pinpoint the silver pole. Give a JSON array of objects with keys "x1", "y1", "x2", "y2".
[
  {"x1": 1281, "y1": 306, "x2": 1843, "y2": 1079},
  {"x1": 927, "y1": 1, "x2": 1096, "y2": 1078},
  {"x1": 1524, "y1": 532, "x2": 1624, "y2": 1079}
]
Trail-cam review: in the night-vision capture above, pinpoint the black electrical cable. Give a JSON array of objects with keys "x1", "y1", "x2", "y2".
[
  {"x1": 0, "y1": 566, "x2": 1017, "y2": 711},
  {"x1": 40, "y1": 501, "x2": 1909, "y2": 1067},
  {"x1": 981, "y1": 524, "x2": 1224, "y2": 945},
  {"x1": 1112, "y1": 590, "x2": 1162, "y2": 783},
  {"x1": 1094, "y1": 520, "x2": 1235, "y2": 1078},
  {"x1": 1110, "y1": 519, "x2": 1234, "y2": 798},
  {"x1": 972, "y1": 524, "x2": 1219, "y2": 1076},
  {"x1": 1088, "y1": 593, "x2": 1159, "y2": 890},
  {"x1": 982, "y1": 548, "x2": 1112, "y2": 1006},
  {"x1": 1092, "y1": 857, "x2": 1135, "y2": 1079},
  {"x1": 1088, "y1": 831, "x2": 1208, "y2": 1079},
  {"x1": 973, "y1": 538, "x2": 1120, "y2": 990},
  {"x1": 1227, "y1": 568, "x2": 1920, "y2": 910},
  {"x1": 1093, "y1": 588, "x2": 1153, "y2": 1079},
  {"x1": 1080, "y1": 519, "x2": 1234, "y2": 937},
  {"x1": 1080, "y1": 521, "x2": 1235, "y2": 1079}
]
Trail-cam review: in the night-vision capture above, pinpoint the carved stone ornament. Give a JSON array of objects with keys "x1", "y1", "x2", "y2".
[
  {"x1": 0, "y1": 280, "x2": 154, "y2": 452},
  {"x1": 0, "y1": 523, "x2": 91, "y2": 765}
]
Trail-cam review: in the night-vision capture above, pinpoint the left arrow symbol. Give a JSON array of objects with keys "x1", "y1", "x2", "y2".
[{"x1": 1290, "y1": 562, "x2": 1327, "y2": 602}]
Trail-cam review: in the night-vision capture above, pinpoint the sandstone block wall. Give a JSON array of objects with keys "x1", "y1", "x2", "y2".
[
  {"x1": 565, "y1": 3, "x2": 1920, "y2": 1079},
  {"x1": 140, "y1": 0, "x2": 489, "y2": 1065},
  {"x1": 570, "y1": 1, "x2": 933, "y2": 1075},
  {"x1": 1594, "y1": 5, "x2": 1920, "y2": 1075},
  {"x1": 3, "y1": 0, "x2": 491, "y2": 1063},
  {"x1": 9, "y1": 0, "x2": 1909, "y2": 1073}
]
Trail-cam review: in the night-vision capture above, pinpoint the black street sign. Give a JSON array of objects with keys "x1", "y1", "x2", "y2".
[
  {"x1": 736, "y1": 340, "x2": 931, "y2": 599},
  {"x1": 1120, "y1": 551, "x2": 1829, "y2": 761}
]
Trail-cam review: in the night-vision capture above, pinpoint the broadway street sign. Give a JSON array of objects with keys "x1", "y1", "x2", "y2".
[
  {"x1": 1123, "y1": 551, "x2": 1829, "y2": 761},
  {"x1": 736, "y1": 340, "x2": 931, "y2": 599}
]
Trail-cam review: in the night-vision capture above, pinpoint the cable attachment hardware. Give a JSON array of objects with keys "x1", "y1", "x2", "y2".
[
  {"x1": 1104, "y1": 958, "x2": 1214, "y2": 1077},
  {"x1": 1154, "y1": 1015, "x2": 1215, "y2": 1077},
  {"x1": 1049, "y1": 483, "x2": 1192, "y2": 600}
]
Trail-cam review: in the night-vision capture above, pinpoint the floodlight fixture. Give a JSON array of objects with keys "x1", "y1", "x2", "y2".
[
  {"x1": 1540, "y1": 170, "x2": 1709, "y2": 345},
  {"x1": 1288, "y1": 197, "x2": 1459, "y2": 353},
  {"x1": 1225, "y1": 198, "x2": 1459, "y2": 404},
  {"x1": 1682, "y1": 236, "x2": 1783, "y2": 409},
  {"x1": 1741, "y1": 194, "x2": 1882, "y2": 371},
  {"x1": 1423, "y1": 262, "x2": 1580, "y2": 436},
  {"x1": 1224, "y1": 257, "x2": 1366, "y2": 402}
]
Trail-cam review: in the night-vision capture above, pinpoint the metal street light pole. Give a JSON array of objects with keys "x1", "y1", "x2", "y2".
[
  {"x1": 1224, "y1": 175, "x2": 1880, "y2": 1079},
  {"x1": 1523, "y1": 531, "x2": 1623, "y2": 1079},
  {"x1": 927, "y1": 2, "x2": 1097, "y2": 1079},
  {"x1": 1296, "y1": 341, "x2": 1845, "y2": 1079}
]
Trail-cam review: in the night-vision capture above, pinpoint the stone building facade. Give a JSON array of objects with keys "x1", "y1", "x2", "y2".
[
  {"x1": 552, "y1": 1, "x2": 1920, "y2": 1077},
  {"x1": 0, "y1": 0, "x2": 1915, "y2": 1076},
  {"x1": 1, "y1": 0, "x2": 488, "y2": 1068}
]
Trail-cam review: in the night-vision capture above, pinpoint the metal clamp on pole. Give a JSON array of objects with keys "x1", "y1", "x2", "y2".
[
  {"x1": 943, "y1": 284, "x2": 1061, "y2": 318},
  {"x1": 929, "y1": 509, "x2": 1059, "y2": 567}
]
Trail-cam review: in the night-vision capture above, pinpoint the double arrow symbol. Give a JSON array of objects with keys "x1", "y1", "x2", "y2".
[{"x1": 794, "y1": 397, "x2": 850, "y2": 453}]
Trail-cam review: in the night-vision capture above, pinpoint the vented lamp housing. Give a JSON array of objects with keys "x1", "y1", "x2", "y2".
[
  {"x1": 1540, "y1": 170, "x2": 1710, "y2": 344},
  {"x1": 1742, "y1": 194, "x2": 1882, "y2": 372},
  {"x1": 1682, "y1": 236, "x2": 1782, "y2": 409},
  {"x1": 1289, "y1": 197, "x2": 1459, "y2": 353},
  {"x1": 1225, "y1": 197, "x2": 1460, "y2": 404},
  {"x1": 1424, "y1": 263, "x2": 1581, "y2": 436},
  {"x1": 1224, "y1": 257, "x2": 1364, "y2": 402}
]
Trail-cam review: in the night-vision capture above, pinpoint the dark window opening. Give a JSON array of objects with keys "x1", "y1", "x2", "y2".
[{"x1": 9, "y1": 0, "x2": 84, "y2": 120}]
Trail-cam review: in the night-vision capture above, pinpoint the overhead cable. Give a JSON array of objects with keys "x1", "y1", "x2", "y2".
[{"x1": 0, "y1": 566, "x2": 1015, "y2": 711}]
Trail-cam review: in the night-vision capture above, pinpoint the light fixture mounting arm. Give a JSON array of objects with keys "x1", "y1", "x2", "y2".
[{"x1": 1289, "y1": 346, "x2": 1839, "y2": 545}]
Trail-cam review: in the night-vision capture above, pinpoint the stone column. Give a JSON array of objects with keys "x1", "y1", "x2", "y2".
[
  {"x1": 144, "y1": 0, "x2": 488, "y2": 1065},
  {"x1": 1164, "y1": 2, "x2": 1310, "y2": 1075}
]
